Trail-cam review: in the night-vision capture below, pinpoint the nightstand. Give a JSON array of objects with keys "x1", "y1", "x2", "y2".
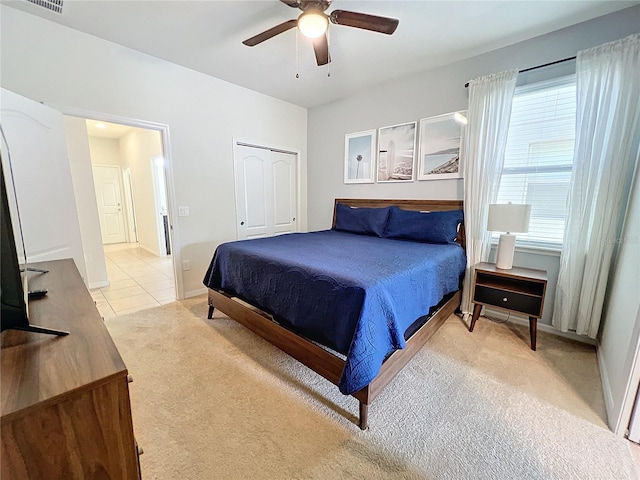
[{"x1": 469, "y1": 262, "x2": 547, "y2": 350}]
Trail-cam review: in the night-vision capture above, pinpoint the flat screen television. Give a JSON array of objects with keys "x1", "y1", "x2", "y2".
[{"x1": 1, "y1": 158, "x2": 68, "y2": 335}]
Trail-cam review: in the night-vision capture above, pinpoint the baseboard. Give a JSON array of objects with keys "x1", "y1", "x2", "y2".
[
  {"x1": 184, "y1": 287, "x2": 207, "y2": 298},
  {"x1": 139, "y1": 243, "x2": 162, "y2": 257},
  {"x1": 597, "y1": 344, "x2": 616, "y2": 432},
  {"x1": 483, "y1": 307, "x2": 597, "y2": 345},
  {"x1": 88, "y1": 280, "x2": 110, "y2": 289}
]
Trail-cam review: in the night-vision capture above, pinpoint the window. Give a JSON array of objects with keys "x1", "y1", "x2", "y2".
[{"x1": 495, "y1": 75, "x2": 576, "y2": 248}]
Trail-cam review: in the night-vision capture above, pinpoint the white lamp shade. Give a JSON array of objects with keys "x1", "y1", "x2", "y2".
[
  {"x1": 298, "y1": 11, "x2": 328, "y2": 38},
  {"x1": 487, "y1": 203, "x2": 531, "y2": 233}
]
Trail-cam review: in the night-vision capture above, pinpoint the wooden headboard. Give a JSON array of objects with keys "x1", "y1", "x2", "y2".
[{"x1": 332, "y1": 198, "x2": 466, "y2": 249}]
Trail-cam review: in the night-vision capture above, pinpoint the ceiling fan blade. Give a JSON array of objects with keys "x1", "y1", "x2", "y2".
[
  {"x1": 312, "y1": 34, "x2": 330, "y2": 66},
  {"x1": 279, "y1": 0, "x2": 301, "y2": 7},
  {"x1": 242, "y1": 19, "x2": 298, "y2": 47},
  {"x1": 329, "y1": 10, "x2": 399, "y2": 35}
]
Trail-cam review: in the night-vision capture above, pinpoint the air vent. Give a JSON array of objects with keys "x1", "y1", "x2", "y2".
[{"x1": 25, "y1": 0, "x2": 63, "y2": 14}]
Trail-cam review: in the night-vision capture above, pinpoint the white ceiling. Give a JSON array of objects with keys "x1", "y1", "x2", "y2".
[{"x1": 5, "y1": 0, "x2": 637, "y2": 108}]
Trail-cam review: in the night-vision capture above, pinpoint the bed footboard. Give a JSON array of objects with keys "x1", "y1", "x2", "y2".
[{"x1": 207, "y1": 288, "x2": 459, "y2": 429}]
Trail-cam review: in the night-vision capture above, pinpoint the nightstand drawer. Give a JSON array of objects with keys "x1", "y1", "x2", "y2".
[{"x1": 474, "y1": 285, "x2": 542, "y2": 316}]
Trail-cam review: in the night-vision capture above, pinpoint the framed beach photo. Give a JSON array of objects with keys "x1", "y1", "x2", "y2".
[
  {"x1": 417, "y1": 111, "x2": 466, "y2": 180},
  {"x1": 376, "y1": 121, "x2": 416, "y2": 182},
  {"x1": 344, "y1": 130, "x2": 376, "y2": 184}
]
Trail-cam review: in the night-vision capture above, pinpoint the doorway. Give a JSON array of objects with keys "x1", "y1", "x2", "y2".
[{"x1": 83, "y1": 118, "x2": 177, "y2": 316}]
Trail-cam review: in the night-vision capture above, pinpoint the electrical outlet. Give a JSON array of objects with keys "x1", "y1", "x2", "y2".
[
  {"x1": 178, "y1": 206, "x2": 190, "y2": 217},
  {"x1": 182, "y1": 260, "x2": 190, "y2": 271}
]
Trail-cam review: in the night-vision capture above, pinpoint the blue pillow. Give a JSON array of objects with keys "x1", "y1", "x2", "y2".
[
  {"x1": 383, "y1": 206, "x2": 463, "y2": 244},
  {"x1": 333, "y1": 204, "x2": 390, "y2": 237}
]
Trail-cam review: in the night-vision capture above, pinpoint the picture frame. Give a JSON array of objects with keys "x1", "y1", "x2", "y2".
[
  {"x1": 417, "y1": 111, "x2": 466, "y2": 181},
  {"x1": 376, "y1": 121, "x2": 417, "y2": 182},
  {"x1": 344, "y1": 130, "x2": 376, "y2": 184}
]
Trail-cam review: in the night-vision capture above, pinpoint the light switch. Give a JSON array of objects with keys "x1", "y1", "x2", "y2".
[{"x1": 178, "y1": 206, "x2": 190, "y2": 217}]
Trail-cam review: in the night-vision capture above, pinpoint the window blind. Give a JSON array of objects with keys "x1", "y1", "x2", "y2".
[{"x1": 495, "y1": 75, "x2": 576, "y2": 248}]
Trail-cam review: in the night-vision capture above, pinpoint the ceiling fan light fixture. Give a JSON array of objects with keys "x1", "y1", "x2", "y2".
[{"x1": 298, "y1": 10, "x2": 328, "y2": 38}]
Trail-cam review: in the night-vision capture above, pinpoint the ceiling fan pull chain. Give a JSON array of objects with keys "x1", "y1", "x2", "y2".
[{"x1": 295, "y1": 27, "x2": 300, "y2": 79}]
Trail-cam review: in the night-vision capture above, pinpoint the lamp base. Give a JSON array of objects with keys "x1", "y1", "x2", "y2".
[{"x1": 496, "y1": 233, "x2": 516, "y2": 269}]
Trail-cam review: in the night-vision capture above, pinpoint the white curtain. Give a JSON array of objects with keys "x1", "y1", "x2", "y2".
[
  {"x1": 460, "y1": 70, "x2": 518, "y2": 316},
  {"x1": 553, "y1": 34, "x2": 640, "y2": 337}
]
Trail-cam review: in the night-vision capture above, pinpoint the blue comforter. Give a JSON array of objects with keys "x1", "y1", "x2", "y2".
[{"x1": 203, "y1": 230, "x2": 466, "y2": 395}]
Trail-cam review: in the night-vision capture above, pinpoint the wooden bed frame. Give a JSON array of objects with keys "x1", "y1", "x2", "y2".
[{"x1": 207, "y1": 198, "x2": 465, "y2": 429}]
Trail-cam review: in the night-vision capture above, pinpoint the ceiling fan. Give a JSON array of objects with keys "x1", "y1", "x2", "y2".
[{"x1": 242, "y1": 0, "x2": 399, "y2": 67}]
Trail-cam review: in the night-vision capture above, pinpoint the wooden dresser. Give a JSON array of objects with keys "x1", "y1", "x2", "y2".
[{"x1": 1, "y1": 259, "x2": 140, "y2": 479}]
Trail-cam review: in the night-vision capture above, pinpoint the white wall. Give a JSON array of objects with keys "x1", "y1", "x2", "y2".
[
  {"x1": 64, "y1": 117, "x2": 109, "y2": 288},
  {"x1": 88, "y1": 136, "x2": 124, "y2": 167},
  {"x1": 598, "y1": 168, "x2": 640, "y2": 433},
  {"x1": 306, "y1": 6, "x2": 640, "y2": 327},
  {"x1": 1, "y1": 5, "x2": 308, "y2": 297},
  {"x1": 119, "y1": 128, "x2": 163, "y2": 256}
]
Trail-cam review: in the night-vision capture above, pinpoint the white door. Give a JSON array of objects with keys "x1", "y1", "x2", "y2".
[
  {"x1": 151, "y1": 156, "x2": 169, "y2": 256},
  {"x1": 123, "y1": 168, "x2": 138, "y2": 243},
  {"x1": 628, "y1": 374, "x2": 640, "y2": 442},
  {"x1": 0, "y1": 88, "x2": 87, "y2": 280},
  {"x1": 271, "y1": 150, "x2": 297, "y2": 235},
  {"x1": 234, "y1": 144, "x2": 297, "y2": 240},
  {"x1": 92, "y1": 165, "x2": 127, "y2": 244}
]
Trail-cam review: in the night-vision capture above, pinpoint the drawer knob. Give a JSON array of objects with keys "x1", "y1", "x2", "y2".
[
  {"x1": 127, "y1": 374, "x2": 134, "y2": 383},
  {"x1": 502, "y1": 297, "x2": 508, "y2": 302}
]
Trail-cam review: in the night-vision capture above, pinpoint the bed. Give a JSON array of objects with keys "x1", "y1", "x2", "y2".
[{"x1": 203, "y1": 199, "x2": 466, "y2": 429}]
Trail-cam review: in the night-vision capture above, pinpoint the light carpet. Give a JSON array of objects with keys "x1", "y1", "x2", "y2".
[{"x1": 106, "y1": 298, "x2": 638, "y2": 480}]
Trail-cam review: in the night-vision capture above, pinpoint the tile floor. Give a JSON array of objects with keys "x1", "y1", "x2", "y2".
[{"x1": 90, "y1": 243, "x2": 175, "y2": 318}]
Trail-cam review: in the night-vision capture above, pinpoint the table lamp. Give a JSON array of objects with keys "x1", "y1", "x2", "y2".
[{"x1": 487, "y1": 203, "x2": 531, "y2": 269}]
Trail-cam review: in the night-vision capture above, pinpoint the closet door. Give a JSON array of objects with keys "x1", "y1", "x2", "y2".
[
  {"x1": 271, "y1": 150, "x2": 296, "y2": 236},
  {"x1": 234, "y1": 143, "x2": 297, "y2": 240}
]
